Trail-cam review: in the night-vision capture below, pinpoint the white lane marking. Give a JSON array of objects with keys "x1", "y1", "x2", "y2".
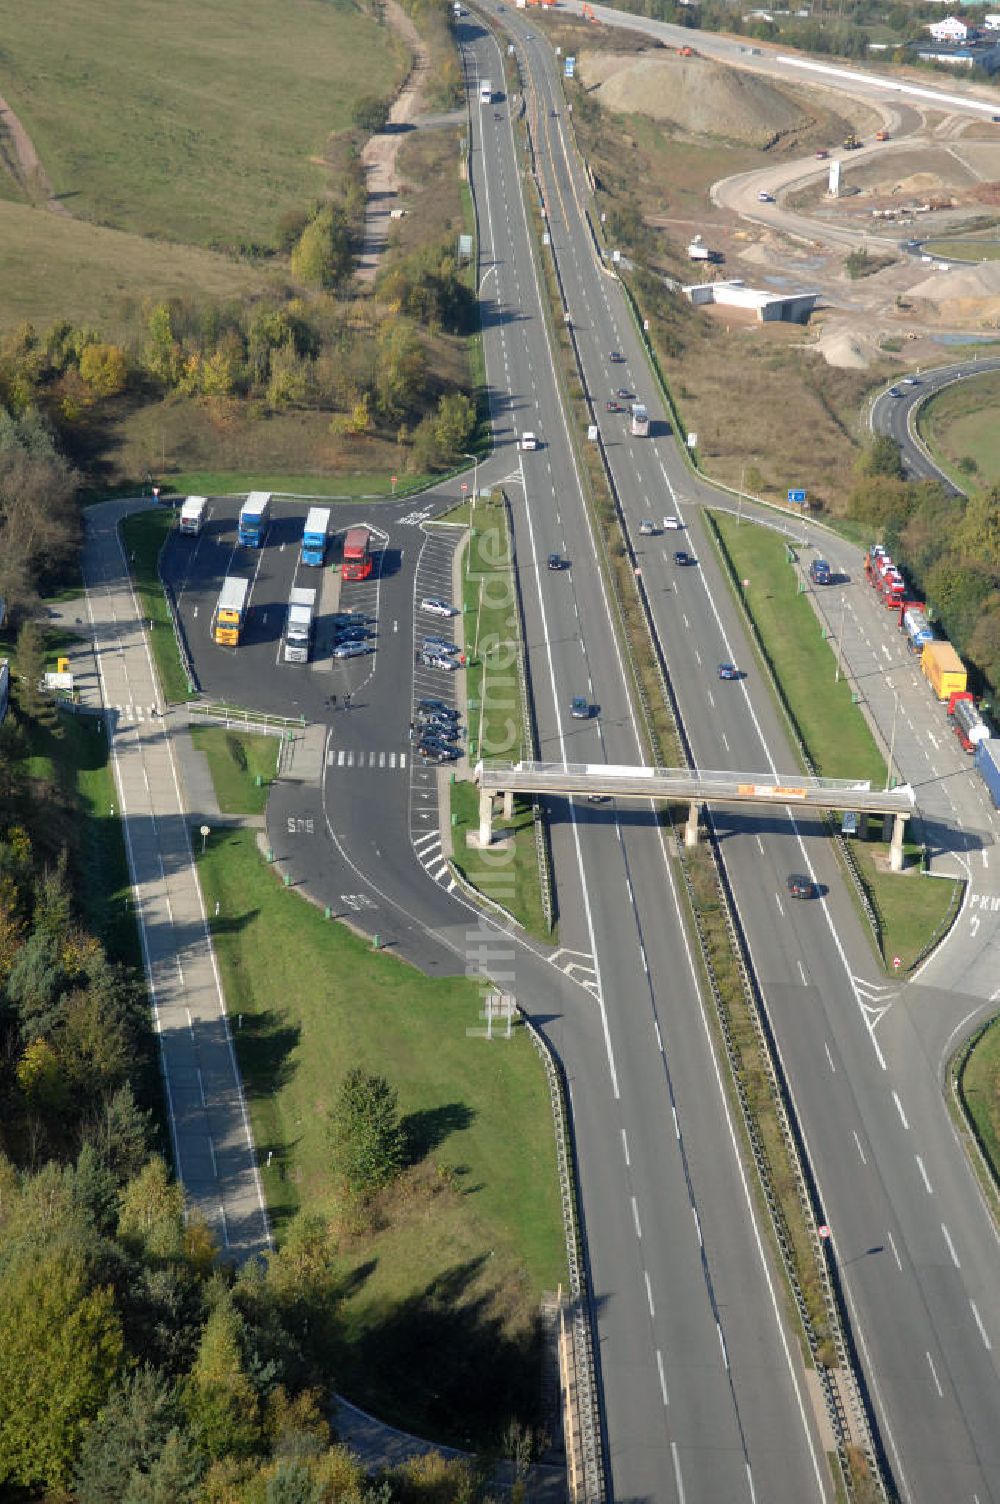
[
  {"x1": 893, "y1": 1091, "x2": 909, "y2": 1130},
  {"x1": 970, "y1": 1300, "x2": 992, "y2": 1351},
  {"x1": 915, "y1": 1155, "x2": 933, "y2": 1194},
  {"x1": 941, "y1": 1223, "x2": 960, "y2": 1269},
  {"x1": 854, "y1": 1131, "x2": 867, "y2": 1166},
  {"x1": 644, "y1": 1269, "x2": 655, "y2": 1318},
  {"x1": 775, "y1": 893, "x2": 785, "y2": 917},
  {"x1": 755, "y1": 835, "x2": 765, "y2": 854},
  {"x1": 656, "y1": 1349, "x2": 669, "y2": 1407},
  {"x1": 632, "y1": 1196, "x2": 642, "y2": 1239},
  {"x1": 926, "y1": 1351, "x2": 943, "y2": 1398},
  {"x1": 717, "y1": 1322, "x2": 730, "y2": 1370},
  {"x1": 888, "y1": 1229, "x2": 903, "y2": 1271},
  {"x1": 797, "y1": 960, "x2": 808, "y2": 985},
  {"x1": 654, "y1": 1018, "x2": 664, "y2": 1055},
  {"x1": 621, "y1": 1127, "x2": 630, "y2": 1166},
  {"x1": 824, "y1": 1042, "x2": 836, "y2": 1073},
  {"x1": 692, "y1": 1205, "x2": 703, "y2": 1249},
  {"x1": 671, "y1": 1443, "x2": 686, "y2": 1504}
]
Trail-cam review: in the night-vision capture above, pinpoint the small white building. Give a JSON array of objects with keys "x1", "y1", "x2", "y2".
[
  {"x1": 682, "y1": 278, "x2": 819, "y2": 323},
  {"x1": 927, "y1": 16, "x2": 973, "y2": 41},
  {"x1": 984, "y1": 12, "x2": 1000, "y2": 27}
]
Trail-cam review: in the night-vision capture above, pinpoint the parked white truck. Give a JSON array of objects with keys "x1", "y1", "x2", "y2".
[
  {"x1": 179, "y1": 495, "x2": 207, "y2": 535},
  {"x1": 283, "y1": 587, "x2": 317, "y2": 664}
]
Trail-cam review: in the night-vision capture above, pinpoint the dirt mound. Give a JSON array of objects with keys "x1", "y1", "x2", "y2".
[
  {"x1": 577, "y1": 52, "x2": 806, "y2": 147},
  {"x1": 817, "y1": 327, "x2": 874, "y2": 369},
  {"x1": 909, "y1": 261, "x2": 1000, "y2": 302}
]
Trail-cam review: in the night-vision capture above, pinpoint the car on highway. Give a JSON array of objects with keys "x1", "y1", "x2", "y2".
[
  {"x1": 420, "y1": 596, "x2": 458, "y2": 618},
  {"x1": 663, "y1": 515, "x2": 681, "y2": 530},
  {"x1": 809, "y1": 557, "x2": 832, "y2": 585},
  {"x1": 815, "y1": 149, "x2": 829, "y2": 159},
  {"x1": 757, "y1": 190, "x2": 774, "y2": 203},
  {"x1": 570, "y1": 695, "x2": 590, "y2": 719},
  {"x1": 639, "y1": 519, "x2": 656, "y2": 535},
  {"x1": 333, "y1": 640, "x2": 372, "y2": 660},
  {"x1": 717, "y1": 663, "x2": 740, "y2": 680},
  {"x1": 520, "y1": 431, "x2": 538, "y2": 451},
  {"x1": 606, "y1": 399, "x2": 621, "y2": 413},
  {"x1": 887, "y1": 386, "x2": 903, "y2": 397},
  {"x1": 547, "y1": 552, "x2": 565, "y2": 570},
  {"x1": 609, "y1": 351, "x2": 624, "y2": 363},
  {"x1": 786, "y1": 873, "x2": 818, "y2": 900},
  {"x1": 901, "y1": 376, "x2": 920, "y2": 387},
  {"x1": 418, "y1": 649, "x2": 459, "y2": 671},
  {"x1": 615, "y1": 387, "x2": 632, "y2": 400},
  {"x1": 673, "y1": 549, "x2": 694, "y2": 566}
]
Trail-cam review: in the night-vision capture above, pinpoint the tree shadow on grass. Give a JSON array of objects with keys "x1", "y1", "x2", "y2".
[
  {"x1": 232, "y1": 1009, "x2": 300, "y2": 1096},
  {"x1": 402, "y1": 1101, "x2": 475, "y2": 1165},
  {"x1": 338, "y1": 1255, "x2": 543, "y2": 1451}
]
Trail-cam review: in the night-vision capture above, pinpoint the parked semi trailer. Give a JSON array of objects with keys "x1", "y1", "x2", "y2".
[
  {"x1": 179, "y1": 495, "x2": 207, "y2": 536},
  {"x1": 283, "y1": 587, "x2": 317, "y2": 664},
  {"x1": 301, "y1": 507, "x2": 331, "y2": 567},
  {"x1": 238, "y1": 491, "x2": 271, "y2": 548},
  {"x1": 948, "y1": 691, "x2": 989, "y2": 752},
  {"x1": 212, "y1": 577, "x2": 250, "y2": 646},
  {"x1": 899, "y1": 602, "x2": 935, "y2": 652}
]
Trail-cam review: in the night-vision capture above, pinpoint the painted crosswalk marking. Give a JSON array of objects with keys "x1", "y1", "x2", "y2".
[{"x1": 329, "y1": 748, "x2": 407, "y2": 770}]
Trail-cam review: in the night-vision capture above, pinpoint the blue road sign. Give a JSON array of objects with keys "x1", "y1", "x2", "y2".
[{"x1": 788, "y1": 488, "x2": 807, "y2": 505}]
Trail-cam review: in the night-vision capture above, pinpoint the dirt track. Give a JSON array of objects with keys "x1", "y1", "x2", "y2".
[{"x1": 0, "y1": 92, "x2": 67, "y2": 213}]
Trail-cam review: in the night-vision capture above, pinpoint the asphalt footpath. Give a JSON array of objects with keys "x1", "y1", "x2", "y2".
[{"x1": 81, "y1": 499, "x2": 271, "y2": 1261}]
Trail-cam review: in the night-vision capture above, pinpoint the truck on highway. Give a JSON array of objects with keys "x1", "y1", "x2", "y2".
[
  {"x1": 921, "y1": 639, "x2": 966, "y2": 701},
  {"x1": 179, "y1": 495, "x2": 207, "y2": 536},
  {"x1": 975, "y1": 737, "x2": 1000, "y2": 809},
  {"x1": 947, "y1": 691, "x2": 989, "y2": 752},
  {"x1": 283, "y1": 587, "x2": 317, "y2": 664},
  {"x1": 900, "y1": 603, "x2": 935, "y2": 652},
  {"x1": 238, "y1": 491, "x2": 271, "y2": 548},
  {"x1": 301, "y1": 507, "x2": 331, "y2": 567},
  {"x1": 212, "y1": 577, "x2": 250, "y2": 647},
  {"x1": 630, "y1": 403, "x2": 650, "y2": 437},
  {"x1": 479, "y1": 77, "x2": 493, "y2": 104}
]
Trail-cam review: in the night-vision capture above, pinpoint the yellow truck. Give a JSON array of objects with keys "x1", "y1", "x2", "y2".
[
  {"x1": 921, "y1": 639, "x2": 966, "y2": 701},
  {"x1": 212, "y1": 576, "x2": 250, "y2": 647}
]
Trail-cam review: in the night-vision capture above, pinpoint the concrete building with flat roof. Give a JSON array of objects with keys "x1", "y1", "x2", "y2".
[{"x1": 681, "y1": 278, "x2": 820, "y2": 323}]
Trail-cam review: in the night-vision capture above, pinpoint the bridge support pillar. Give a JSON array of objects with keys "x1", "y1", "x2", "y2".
[
  {"x1": 502, "y1": 789, "x2": 514, "y2": 820},
  {"x1": 890, "y1": 813, "x2": 908, "y2": 873},
  {"x1": 685, "y1": 801, "x2": 700, "y2": 848},
  {"x1": 479, "y1": 789, "x2": 494, "y2": 848},
  {"x1": 858, "y1": 813, "x2": 868, "y2": 840}
]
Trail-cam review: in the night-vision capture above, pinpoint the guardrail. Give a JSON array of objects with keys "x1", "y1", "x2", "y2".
[
  {"x1": 154, "y1": 532, "x2": 200, "y2": 696},
  {"x1": 522, "y1": 1012, "x2": 605, "y2": 1504},
  {"x1": 187, "y1": 702, "x2": 305, "y2": 739}
]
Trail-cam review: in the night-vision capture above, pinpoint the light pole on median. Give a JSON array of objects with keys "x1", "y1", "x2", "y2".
[
  {"x1": 834, "y1": 595, "x2": 847, "y2": 684},
  {"x1": 463, "y1": 452, "x2": 479, "y2": 512}
]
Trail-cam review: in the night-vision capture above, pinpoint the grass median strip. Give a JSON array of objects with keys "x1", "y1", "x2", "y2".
[
  {"x1": 188, "y1": 727, "x2": 278, "y2": 816},
  {"x1": 120, "y1": 509, "x2": 194, "y2": 704},
  {"x1": 455, "y1": 497, "x2": 552, "y2": 939},
  {"x1": 195, "y1": 825, "x2": 565, "y2": 1446},
  {"x1": 709, "y1": 511, "x2": 959, "y2": 969}
]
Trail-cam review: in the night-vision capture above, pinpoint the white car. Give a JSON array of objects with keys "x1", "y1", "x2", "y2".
[
  {"x1": 520, "y1": 431, "x2": 538, "y2": 451},
  {"x1": 757, "y1": 190, "x2": 774, "y2": 203},
  {"x1": 420, "y1": 596, "x2": 459, "y2": 618},
  {"x1": 662, "y1": 515, "x2": 681, "y2": 530}
]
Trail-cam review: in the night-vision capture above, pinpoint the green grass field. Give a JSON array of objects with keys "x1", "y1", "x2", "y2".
[
  {"x1": 120, "y1": 509, "x2": 194, "y2": 704},
  {"x1": 0, "y1": 199, "x2": 280, "y2": 333},
  {"x1": 195, "y1": 826, "x2": 565, "y2": 1444},
  {"x1": 923, "y1": 239, "x2": 1000, "y2": 263},
  {"x1": 188, "y1": 727, "x2": 278, "y2": 815},
  {"x1": 453, "y1": 501, "x2": 551, "y2": 939},
  {"x1": 711, "y1": 513, "x2": 959, "y2": 969},
  {"x1": 959, "y1": 1018, "x2": 1000, "y2": 1196},
  {"x1": 917, "y1": 369, "x2": 1000, "y2": 491},
  {"x1": 1, "y1": 0, "x2": 404, "y2": 248}
]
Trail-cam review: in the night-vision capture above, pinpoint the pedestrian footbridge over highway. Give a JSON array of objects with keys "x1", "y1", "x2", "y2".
[{"x1": 474, "y1": 760, "x2": 917, "y2": 869}]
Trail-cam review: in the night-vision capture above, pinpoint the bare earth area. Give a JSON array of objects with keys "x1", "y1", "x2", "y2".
[{"x1": 357, "y1": 0, "x2": 433, "y2": 282}]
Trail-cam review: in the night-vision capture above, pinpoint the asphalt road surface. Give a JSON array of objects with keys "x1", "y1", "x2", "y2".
[{"x1": 870, "y1": 356, "x2": 1000, "y2": 493}]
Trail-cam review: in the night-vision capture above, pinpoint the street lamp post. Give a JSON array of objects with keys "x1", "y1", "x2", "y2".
[
  {"x1": 834, "y1": 595, "x2": 847, "y2": 683},
  {"x1": 886, "y1": 691, "x2": 900, "y2": 792},
  {"x1": 463, "y1": 452, "x2": 479, "y2": 511},
  {"x1": 738, "y1": 464, "x2": 745, "y2": 526}
]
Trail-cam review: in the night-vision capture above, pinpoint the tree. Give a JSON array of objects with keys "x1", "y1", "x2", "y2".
[
  {"x1": 144, "y1": 304, "x2": 183, "y2": 389},
  {"x1": 16, "y1": 1035, "x2": 68, "y2": 1115},
  {"x1": 375, "y1": 321, "x2": 427, "y2": 421},
  {"x1": 75, "y1": 1365, "x2": 189, "y2": 1504},
  {"x1": 80, "y1": 344, "x2": 128, "y2": 399},
  {"x1": 290, "y1": 207, "x2": 352, "y2": 292},
  {"x1": 118, "y1": 1156, "x2": 185, "y2": 1260},
  {"x1": 0, "y1": 1246, "x2": 123, "y2": 1490},
  {"x1": 327, "y1": 1068, "x2": 404, "y2": 1196},
  {"x1": 433, "y1": 392, "x2": 476, "y2": 463},
  {"x1": 84, "y1": 1081, "x2": 154, "y2": 1184},
  {"x1": 856, "y1": 434, "x2": 904, "y2": 481},
  {"x1": 182, "y1": 1301, "x2": 262, "y2": 1462}
]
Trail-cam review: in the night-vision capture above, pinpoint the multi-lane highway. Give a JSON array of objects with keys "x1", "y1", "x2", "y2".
[{"x1": 465, "y1": 7, "x2": 1000, "y2": 1499}]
